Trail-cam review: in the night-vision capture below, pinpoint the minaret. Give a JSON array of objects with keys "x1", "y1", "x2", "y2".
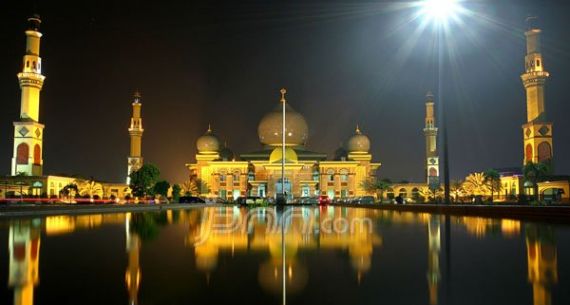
[
  {"x1": 11, "y1": 15, "x2": 46, "y2": 176},
  {"x1": 127, "y1": 92, "x2": 144, "y2": 184},
  {"x1": 423, "y1": 92, "x2": 439, "y2": 187},
  {"x1": 521, "y1": 18, "x2": 553, "y2": 165}
]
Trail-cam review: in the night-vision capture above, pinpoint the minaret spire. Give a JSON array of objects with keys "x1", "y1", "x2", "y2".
[
  {"x1": 11, "y1": 15, "x2": 46, "y2": 176},
  {"x1": 521, "y1": 18, "x2": 553, "y2": 165},
  {"x1": 424, "y1": 92, "x2": 439, "y2": 187},
  {"x1": 127, "y1": 91, "x2": 144, "y2": 184}
]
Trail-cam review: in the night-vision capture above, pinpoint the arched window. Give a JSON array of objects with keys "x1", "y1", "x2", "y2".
[
  {"x1": 33, "y1": 61, "x2": 36, "y2": 69},
  {"x1": 219, "y1": 173, "x2": 226, "y2": 182},
  {"x1": 233, "y1": 171, "x2": 240, "y2": 184},
  {"x1": 16, "y1": 143, "x2": 29, "y2": 164},
  {"x1": 327, "y1": 169, "x2": 335, "y2": 182},
  {"x1": 412, "y1": 188, "x2": 420, "y2": 199},
  {"x1": 537, "y1": 142, "x2": 552, "y2": 162},
  {"x1": 525, "y1": 144, "x2": 533, "y2": 163},
  {"x1": 33, "y1": 144, "x2": 41, "y2": 165},
  {"x1": 386, "y1": 188, "x2": 394, "y2": 199},
  {"x1": 26, "y1": 61, "x2": 30, "y2": 68},
  {"x1": 399, "y1": 188, "x2": 407, "y2": 198},
  {"x1": 312, "y1": 170, "x2": 319, "y2": 182},
  {"x1": 340, "y1": 169, "x2": 349, "y2": 182}
]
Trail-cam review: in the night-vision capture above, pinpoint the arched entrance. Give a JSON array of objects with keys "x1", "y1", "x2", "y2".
[{"x1": 275, "y1": 178, "x2": 292, "y2": 199}]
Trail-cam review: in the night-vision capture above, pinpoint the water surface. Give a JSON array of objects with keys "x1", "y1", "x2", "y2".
[{"x1": 1, "y1": 206, "x2": 569, "y2": 305}]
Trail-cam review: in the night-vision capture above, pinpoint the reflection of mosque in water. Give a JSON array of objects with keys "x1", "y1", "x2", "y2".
[
  {"x1": 3, "y1": 210, "x2": 561, "y2": 305},
  {"x1": 188, "y1": 207, "x2": 382, "y2": 292}
]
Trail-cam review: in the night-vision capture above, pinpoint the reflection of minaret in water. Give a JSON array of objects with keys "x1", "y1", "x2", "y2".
[
  {"x1": 125, "y1": 213, "x2": 141, "y2": 305},
  {"x1": 9, "y1": 220, "x2": 41, "y2": 305},
  {"x1": 526, "y1": 224, "x2": 557, "y2": 305},
  {"x1": 427, "y1": 215, "x2": 441, "y2": 305}
]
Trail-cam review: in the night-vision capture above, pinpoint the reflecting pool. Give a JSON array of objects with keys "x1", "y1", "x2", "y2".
[{"x1": 1, "y1": 206, "x2": 569, "y2": 305}]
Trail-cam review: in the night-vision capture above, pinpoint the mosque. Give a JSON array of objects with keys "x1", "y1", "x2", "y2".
[
  {"x1": 186, "y1": 89, "x2": 381, "y2": 201},
  {"x1": 1, "y1": 15, "x2": 569, "y2": 203}
]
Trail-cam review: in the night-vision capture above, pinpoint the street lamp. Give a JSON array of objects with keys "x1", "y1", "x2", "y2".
[
  {"x1": 418, "y1": 0, "x2": 463, "y2": 205},
  {"x1": 419, "y1": 0, "x2": 461, "y2": 22}
]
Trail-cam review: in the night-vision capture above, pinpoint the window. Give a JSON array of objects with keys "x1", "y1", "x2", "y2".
[
  {"x1": 16, "y1": 143, "x2": 29, "y2": 164},
  {"x1": 312, "y1": 170, "x2": 319, "y2": 182},
  {"x1": 33, "y1": 61, "x2": 36, "y2": 69},
  {"x1": 233, "y1": 172, "x2": 240, "y2": 184},
  {"x1": 327, "y1": 169, "x2": 335, "y2": 182},
  {"x1": 33, "y1": 144, "x2": 41, "y2": 165},
  {"x1": 340, "y1": 169, "x2": 349, "y2": 182},
  {"x1": 399, "y1": 188, "x2": 407, "y2": 198},
  {"x1": 26, "y1": 61, "x2": 30, "y2": 68},
  {"x1": 219, "y1": 174, "x2": 226, "y2": 182},
  {"x1": 537, "y1": 60, "x2": 541, "y2": 67}
]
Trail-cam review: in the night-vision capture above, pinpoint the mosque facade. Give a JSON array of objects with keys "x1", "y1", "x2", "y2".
[{"x1": 186, "y1": 90, "x2": 380, "y2": 200}]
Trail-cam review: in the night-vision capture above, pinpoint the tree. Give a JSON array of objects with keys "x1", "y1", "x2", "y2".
[
  {"x1": 463, "y1": 172, "x2": 491, "y2": 198},
  {"x1": 171, "y1": 184, "x2": 181, "y2": 202},
  {"x1": 77, "y1": 179, "x2": 103, "y2": 200},
  {"x1": 419, "y1": 186, "x2": 442, "y2": 203},
  {"x1": 523, "y1": 161, "x2": 552, "y2": 202},
  {"x1": 360, "y1": 178, "x2": 391, "y2": 201},
  {"x1": 450, "y1": 180, "x2": 465, "y2": 202},
  {"x1": 188, "y1": 178, "x2": 209, "y2": 196},
  {"x1": 61, "y1": 183, "x2": 79, "y2": 201},
  {"x1": 129, "y1": 164, "x2": 160, "y2": 197},
  {"x1": 483, "y1": 169, "x2": 502, "y2": 203},
  {"x1": 153, "y1": 180, "x2": 170, "y2": 202}
]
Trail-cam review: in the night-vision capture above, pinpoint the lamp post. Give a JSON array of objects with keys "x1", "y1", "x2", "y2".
[
  {"x1": 279, "y1": 88, "x2": 287, "y2": 205},
  {"x1": 419, "y1": 0, "x2": 462, "y2": 205}
]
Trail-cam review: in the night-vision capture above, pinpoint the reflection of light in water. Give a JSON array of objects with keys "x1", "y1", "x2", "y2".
[
  {"x1": 188, "y1": 206, "x2": 382, "y2": 294},
  {"x1": 9, "y1": 220, "x2": 41, "y2": 305},
  {"x1": 501, "y1": 219, "x2": 521, "y2": 237},
  {"x1": 526, "y1": 225, "x2": 558, "y2": 305}
]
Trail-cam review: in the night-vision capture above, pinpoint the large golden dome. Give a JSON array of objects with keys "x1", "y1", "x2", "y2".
[
  {"x1": 346, "y1": 125, "x2": 370, "y2": 153},
  {"x1": 196, "y1": 125, "x2": 221, "y2": 153},
  {"x1": 258, "y1": 89, "x2": 308, "y2": 147}
]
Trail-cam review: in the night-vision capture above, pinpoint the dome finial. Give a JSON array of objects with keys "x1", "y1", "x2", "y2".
[
  {"x1": 355, "y1": 124, "x2": 361, "y2": 134},
  {"x1": 207, "y1": 123, "x2": 212, "y2": 133},
  {"x1": 280, "y1": 88, "x2": 287, "y2": 103},
  {"x1": 133, "y1": 90, "x2": 141, "y2": 103},
  {"x1": 426, "y1": 91, "x2": 434, "y2": 101}
]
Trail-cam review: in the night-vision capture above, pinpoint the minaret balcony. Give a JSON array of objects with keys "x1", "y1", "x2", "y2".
[{"x1": 17, "y1": 72, "x2": 45, "y2": 88}]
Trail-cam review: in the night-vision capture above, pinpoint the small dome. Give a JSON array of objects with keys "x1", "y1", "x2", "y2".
[
  {"x1": 346, "y1": 125, "x2": 370, "y2": 153},
  {"x1": 258, "y1": 89, "x2": 309, "y2": 147},
  {"x1": 196, "y1": 125, "x2": 221, "y2": 153},
  {"x1": 219, "y1": 145, "x2": 235, "y2": 161},
  {"x1": 269, "y1": 147, "x2": 298, "y2": 163}
]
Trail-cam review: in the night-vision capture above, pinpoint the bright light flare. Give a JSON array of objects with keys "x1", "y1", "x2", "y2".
[{"x1": 419, "y1": 0, "x2": 462, "y2": 22}]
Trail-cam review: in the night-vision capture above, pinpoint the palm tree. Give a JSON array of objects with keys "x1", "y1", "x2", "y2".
[
  {"x1": 450, "y1": 180, "x2": 464, "y2": 203},
  {"x1": 418, "y1": 186, "x2": 442, "y2": 203},
  {"x1": 463, "y1": 172, "x2": 491, "y2": 199},
  {"x1": 360, "y1": 178, "x2": 391, "y2": 202},
  {"x1": 483, "y1": 169, "x2": 501, "y2": 203},
  {"x1": 523, "y1": 161, "x2": 552, "y2": 202},
  {"x1": 77, "y1": 179, "x2": 103, "y2": 200}
]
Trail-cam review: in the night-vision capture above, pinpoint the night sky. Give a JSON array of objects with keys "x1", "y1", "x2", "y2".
[{"x1": 0, "y1": 0, "x2": 569, "y2": 184}]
